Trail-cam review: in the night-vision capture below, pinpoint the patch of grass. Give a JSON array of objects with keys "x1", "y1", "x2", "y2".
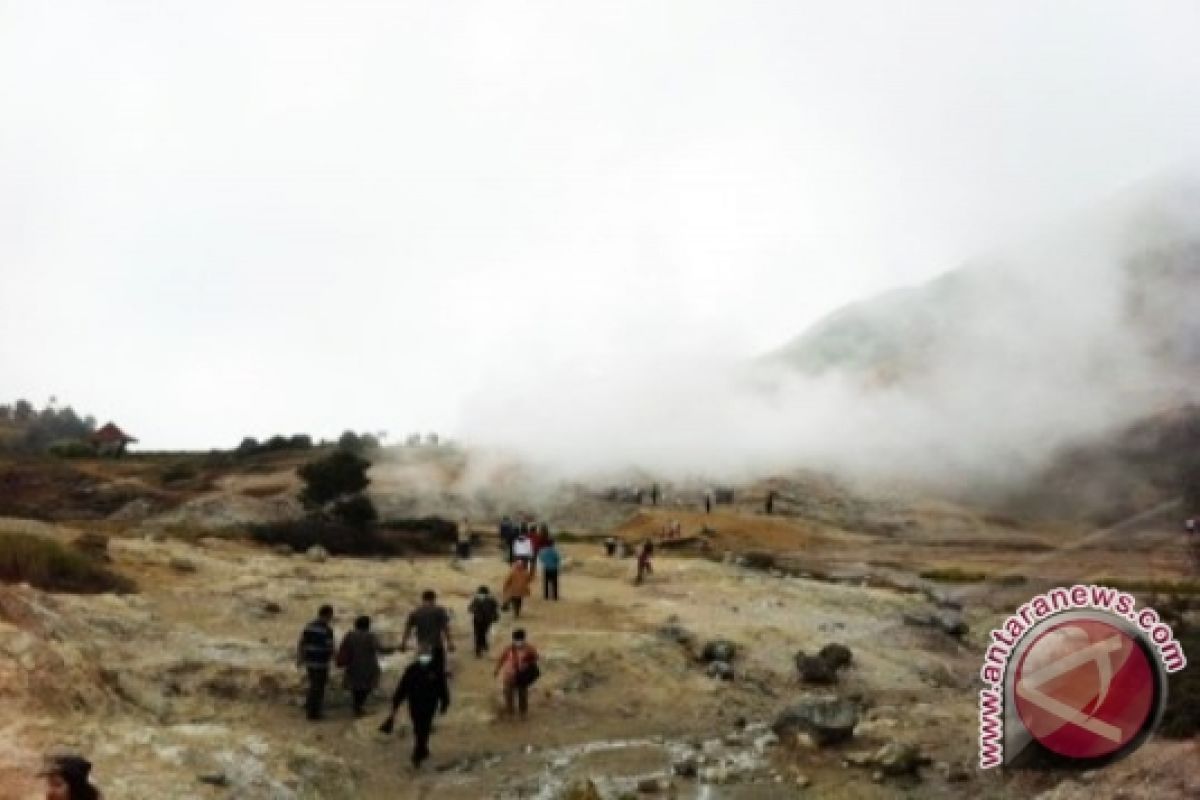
[
  {"x1": 160, "y1": 462, "x2": 198, "y2": 485},
  {"x1": 0, "y1": 532, "x2": 134, "y2": 593},
  {"x1": 1159, "y1": 624, "x2": 1200, "y2": 738},
  {"x1": 1092, "y1": 577, "x2": 1200, "y2": 596},
  {"x1": 920, "y1": 567, "x2": 989, "y2": 584}
]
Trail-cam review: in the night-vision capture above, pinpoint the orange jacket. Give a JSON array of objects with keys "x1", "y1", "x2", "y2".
[
  {"x1": 503, "y1": 563, "x2": 533, "y2": 601},
  {"x1": 496, "y1": 643, "x2": 539, "y2": 685}
]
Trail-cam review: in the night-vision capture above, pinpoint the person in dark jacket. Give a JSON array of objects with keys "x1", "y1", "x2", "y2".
[
  {"x1": 39, "y1": 754, "x2": 101, "y2": 800},
  {"x1": 400, "y1": 590, "x2": 454, "y2": 677},
  {"x1": 500, "y1": 516, "x2": 515, "y2": 562},
  {"x1": 297, "y1": 604, "x2": 335, "y2": 720},
  {"x1": 385, "y1": 645, "x2": 451, "y2": 769},
  {"x1": 467, "y1": 586, "x2": 500, "y2": 657},
  {"x1": 339, "y1": 615, "x2": 382, "y2": 716},
  {"x1": 635, "y1": 541, "x2": 654, "y2": 585}
]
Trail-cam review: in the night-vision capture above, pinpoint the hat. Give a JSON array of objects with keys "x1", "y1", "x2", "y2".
[{"x1": 38, "y1": 755, "x2": 92, "y2": 782}]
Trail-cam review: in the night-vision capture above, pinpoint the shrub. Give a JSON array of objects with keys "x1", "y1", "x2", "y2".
[
  {"x1": 297, "y1": 450, "x2": 371, "y2": 507},
  {"x1": 250, "y1": 519, "x2": 396, "y2": 557},
  {"x1": 337, "y1": 430, "x2": 364, "y2": 454},
  {"x1": 288, "y1": 434, "x2": 313, "y2": 450},
  {"x1": 48, "y1": 440, "x2": 95, "y2": 458},
  {"x1": 1159, "y1": 623, "x2": 1199, "y2": 738},
  {"x1": 332, "y1": 494, "x2": 378, "y2": 529},
  {"x1": 160, "y1": 462, "x2": 198, "y2": 485},
  {"x1": 920, "y1": 567, "x2": 990, "y2": 584},
  {"x1": 0, "y1": 532, "x2": 134, "y2": 593}
]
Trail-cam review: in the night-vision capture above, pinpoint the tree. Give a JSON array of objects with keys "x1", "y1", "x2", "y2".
[
  {"x1": 337, "y1": 430, "x2": 363, "y2": 454},
  {"x1": 332, "y1": 494, "x2": 378, "y2": 529},
  {"x1": 236, "y1": 437, "x2": 260, "y2": 455},
  {"x1": 289, "y1": 434, "x2": 313, "y2": 450},
  {"x1": 0, "y1": 405, "x2": 10, "y2": 421},
  {"x1": 13, "y1": 399, "x2": 33, "y2": 422},
  {"x1": 298, "y1": 450, "x2": 371, "y2": 507}
]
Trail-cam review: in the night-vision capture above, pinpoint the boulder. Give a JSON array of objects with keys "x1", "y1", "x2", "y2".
[
  {"x1": 559, "y1": 779, "x2": 603, "y2": 800},
  {"x1": 795, "y1": 652, "x2": 837, "y2": 685},
  {"x1": 818, "y1": 643, "x2": 853, "y2": 670},
  {"x1": 902, "y1": 608, "x2": 968, "y2": 639},
  {"x1": 773, "y1": 697, "x2": 859, "y2": 746},
  {"x1": 701, "y1": 640, "x2": 737, "y2": 663},
  {"x1": 169, "y1": 557, "x2": 198, "y2": 573},
  {"x1": 305, "y1": 545, "x2": 329, "y2": 563},
  {"x1": 707, "y1": 661, "x2": 735, "y2": 681},
  {"x1": 873, "y1": 741, "x2": 927, "y2": 776}
]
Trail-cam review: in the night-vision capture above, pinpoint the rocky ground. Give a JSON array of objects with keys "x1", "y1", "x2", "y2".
[{"x1": 0, "y1": 450, "x2": 1196, "y2": 799}]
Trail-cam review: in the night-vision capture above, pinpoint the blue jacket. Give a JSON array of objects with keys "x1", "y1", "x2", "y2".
[{"x1": 538, "y1": 547, "x2": 561, "y2": 571}]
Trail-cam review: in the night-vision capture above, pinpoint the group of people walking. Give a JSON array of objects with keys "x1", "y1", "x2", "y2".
[{"x1": 291, "y1": 516, "x2": 567, "y2": 770}]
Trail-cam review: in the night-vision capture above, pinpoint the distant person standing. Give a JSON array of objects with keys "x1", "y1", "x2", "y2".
[
  {"x1": 651, "y1": 483, "x2": 659, "y2": 506},
  {"x1": 494, "y1": 628, "x2": 540, "y2": 716},
  {"x1": 604, "y1": 536, "x2": 617, "y2": 557},
  {"x1": 704, "y1": 490, "x2": 712, "y2": 514},
  {"x1": 500, "y1": 516, "x2": 515, "y2": 562},
  {"x1": 635, "y1": 541, "x2": 654, "y2": 585},
  {"x1": 765, "y1": 490, "x2": 776, "y2": 515},
  {"x1": 539, "y1": 539, "x2": 562, "y2": 600},
  {"x1": 384, "y1": 644, "x2": 450, "y2": 769},
  {"x1": 502, "y1": 560, "x2": 533, "y2": 618},
  {"x1": 39, "y1": 754, "x2": 101, "y2": 800},
  {"x1": 468, "y1": 586, "x2": 501, "y2": 657},
  {"x1": 400, "y1": 591, "x2": 454, "y2": 677},
  {"x1": 456, "y1": 518, "x2": 472, "y2": 560},
  {"x1": 337, "y1": 616, "x2": 382, "y2": 716},
  {"x1": 297, "y1": 604, "x2": 336, "y2": 720},
  {"x1": 513, "y1": 529, "x2": 534, "y2": 570}
]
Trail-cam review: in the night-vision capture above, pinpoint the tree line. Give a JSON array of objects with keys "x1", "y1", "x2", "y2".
[{"x1": 0, "y1": 398, "x2": 97, "y2": 454}]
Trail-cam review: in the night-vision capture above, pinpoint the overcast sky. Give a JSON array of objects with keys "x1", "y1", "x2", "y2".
[{"x1": 3, "y1": 1, "x2": 1200, "y2": 451}]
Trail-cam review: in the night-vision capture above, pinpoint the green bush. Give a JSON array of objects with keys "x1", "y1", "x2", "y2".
[
  {"x1": 250, "y1": 519, "x2": 396, "y2": 556},
  {"x1": 298, "y1": 450, "x2": 371, "y2": 507},
  {"x1": 332, "y1": 494, "x2": 378, "y2": 529},
  {"x1": 1159, "y1": 624, "x2": 1199, "y2": 738},
  {"x1": 48, "y1": 440, "x2": 95, "y2": 458},
  {"x1": 160, "y1": 462, "x2": 198, "y2": 484},
  {"x1": 0, "y1": 532, "x2": 134, "y2": 593},
  {"x1": 920, "y1": 567, "x2": 990, "y2": 584}
]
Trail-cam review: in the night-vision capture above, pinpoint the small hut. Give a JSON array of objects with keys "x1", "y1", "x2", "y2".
[{"x1": 89, "y1": 422, "x2": 137, "y2": 457}]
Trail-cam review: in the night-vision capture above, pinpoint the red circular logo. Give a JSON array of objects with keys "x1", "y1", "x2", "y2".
[{"x1": 1013, "y1": 618, "x2": 1155, "y2": 760}]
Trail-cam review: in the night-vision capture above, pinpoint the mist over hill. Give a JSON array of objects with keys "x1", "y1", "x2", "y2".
[{"x1": 463, "y1": 173, "x2": 1200, "y2": 493}]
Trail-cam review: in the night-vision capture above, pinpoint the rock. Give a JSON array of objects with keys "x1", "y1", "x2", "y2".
[
  {"x1": 794, "y1": 773, "x2": 811, "y2": 788},
  {"x1": 262, "y1": 601, "x2": 283, "y2": 615},
  {"x1": 740, "y1": 551, "x2": 777, "y2": 571},
  {"x1": 707, "y1": 661, "x2": 734, "y2": 681},
  {"x1": 72, "y1": 532, "x2": 111, "y2": 562},
  {"x1": 701, "y1": 640, "x2": 737, "y2": 663},
  {"x1": 753, "y1": 732, "x2": 779, "y2": 751},
  {"x1": 563, "y1": 670, "x2": 603, "y2": 693},
  {"x1": 273, "y1": 544, "x2": 294, "y2": 556},
  {"x1": 818, "y1": 643, "x2": 853, "y2": 670},
  {"x1": 902, "y1": 608, "x2": 968, "y2": 639},
  {"x1": 559, "y1": 779, "x2": 603, "y2": 800},
  {"x1": 795, "y1": 652, "x2": 837, "y2": 684},
  {"x1": 672, "y1": 757, "x2": 698, "y2": 778},
  {"x1": 169, "y1": 557, "x2": 197, "y2": 573},
  {"x1": 306, "y1": 545, "x2": 329, "y2": 563},
  {"x1": 197, "y1": 772, "x2": 229, "y2": 787},
  {"x1": 873, "y1": 741, "x2": 926, "y2": 776},
  {"x1": 636, "y1": 777, "x2": 662, "y2": 793},
  {"x1": 773, "y1": 697, "x2": 859, "y2": 747},
  {"x1": 656, "y1": 623, "x2": 695, "y2": 647}
]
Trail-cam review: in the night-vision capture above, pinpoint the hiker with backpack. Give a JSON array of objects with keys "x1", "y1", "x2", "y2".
[
  {"x1": 501, "y1": 560, "x2": 533, "y2": 618},
  {"x1": 383, "y1": 643, "x2": 450, "y2": 769},
  {"x1": 468, "y1": 585, "x2": 500, "y2": 657},
  {"x1": 494, "y1": 628, "x2": 540, "y2": 716},
  {"x1": 336, "y1": 615, "x2": 382, "y2": 716}
]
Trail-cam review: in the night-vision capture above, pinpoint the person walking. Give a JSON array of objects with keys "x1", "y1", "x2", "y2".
[
  {"x1": 468, "y1": 585, "x2": 500, "y2": 657},
  {"x1": 765, "y1": 490, "x2": 776, "y2": 515},
  {"x1": 651, "y1": 483, "x2": 659, "y2": 506},
  {"x1": 501, "y1": 560, "x2": 533, "y2": 618},
  {"x1": 384, "y1": 645, "x2": 450, "y2": 769},
  {"x1": 456, "y1": 518, "x2": 472, "y2": 560},
  {"x1": 400, "y1": 591, "x2": 454, "y2": 677},
  {"x1": 512, "y1": 528, "x2": 534, "y2": 570},
  {"x1": 635, "y1": 541, "x2": 654, "y2": 585},
  {"x1": 604, "y1": 536, "x2": 617, "y2": 557},
  {"x1": 338, "y1": 615, "x2": 382, "y2": 716},
  {"x1": 539, "y1": 538, "x2": 562, "y2": 600},
  {"x1": 500, "y1": 516, "x2": 515, "y2": 562},
  {"x1": 297, "y1": 604, "x2": 335, "y2": 720},
  {"x1": 494, "y1": 629, "x2": 540, "y2": 717},
  {"x1": 704, "y1": 490, "x2": 712, "y2": 514},
  {"x1": 39, "y1": 755, "x2": 102, "y2": 800}
]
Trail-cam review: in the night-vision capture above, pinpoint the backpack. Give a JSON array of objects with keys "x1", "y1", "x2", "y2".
[
  {"x1": 512, "y1": 646, "x2": 541, "y2": 688},
  {"x1": 335, "y1": 637, "x2": 351, "y2": 668}
]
